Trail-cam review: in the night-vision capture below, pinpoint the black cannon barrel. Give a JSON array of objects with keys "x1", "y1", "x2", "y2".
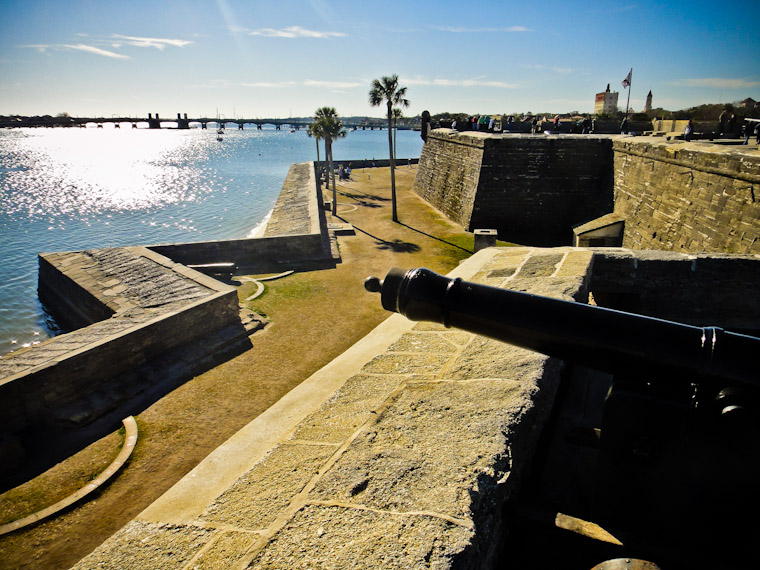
[{"x1": 364, "y1": 267, "x2": 760, "y2": 387}]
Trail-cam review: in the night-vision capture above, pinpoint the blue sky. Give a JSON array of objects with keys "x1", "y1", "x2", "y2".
[{"x1": 1, "y1": 0, "x2": 758, "y2": 118}]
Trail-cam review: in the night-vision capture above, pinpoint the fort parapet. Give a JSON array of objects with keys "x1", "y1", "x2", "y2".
[
  {"x1": 612, "y1": 137, "x2": 760, "y2": 253},
  {"x1": 413, "y1": 130, "x2": 760, "y2": 254},
  {"x1": 412, "y1": 131, "x2": 614, "y2": 245}
]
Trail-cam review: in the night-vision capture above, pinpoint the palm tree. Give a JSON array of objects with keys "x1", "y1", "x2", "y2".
[
  {"x1": 369, "y1": 74, "x2": 410, "y2": 222},
  {"x1": 312, "y1": 107, "x2": 347, "y2": 215}
]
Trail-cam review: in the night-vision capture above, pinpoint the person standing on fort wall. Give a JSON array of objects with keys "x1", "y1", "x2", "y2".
[
  {"x1": 531, "y1": 116, "x2": 538, "y2": 134},
  {"x1": 684, "y1": 120, "x2": 694, "y2": 142}
]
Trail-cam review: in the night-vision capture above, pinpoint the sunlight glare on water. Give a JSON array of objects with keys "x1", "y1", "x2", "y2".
[
  {"x1": 3, "y1": 128, "x2": 212, "y2": 221},
  {"x1": 0, "y1": 126, "x2": 423, "y2": 356}
]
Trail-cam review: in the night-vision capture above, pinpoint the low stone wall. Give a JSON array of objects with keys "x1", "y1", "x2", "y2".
[
  {"x1": 0, "y1": 247, "x2": 240, "y2": 440},
  {"x1": 612, "y1": 137, "x2": 760, "y2": 254},
  {"x1": 413, "y1": 130, "x2": 613, "y2": 245},
  {"x1": 315, "y1": 158, "x2": 419, "y2": 170},
  {"x1": 150, "y1": 162, "x2": 334, "y2": 268}
]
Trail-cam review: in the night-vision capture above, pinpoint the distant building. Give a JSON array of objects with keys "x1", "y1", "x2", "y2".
[
  {"x1": 645, "y1": 90, "x2": 653, "y2": 115},
  {"x1": 594, "y1": 84, "x2": 619, "y2": 115},
  {"x1": 740, "y1": 97, "x2": 758, "y2": 109}
]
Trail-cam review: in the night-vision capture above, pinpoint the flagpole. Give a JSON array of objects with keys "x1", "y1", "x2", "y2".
[{"x1": 625, "y1": 69, "x2": 632, "y2": 118}]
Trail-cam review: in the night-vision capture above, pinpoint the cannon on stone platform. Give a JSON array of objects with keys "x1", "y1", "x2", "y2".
[{"x1": 365, "y1": 267, "x2": 760, "y2": 567}]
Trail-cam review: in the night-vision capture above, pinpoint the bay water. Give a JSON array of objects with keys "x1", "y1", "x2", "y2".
[{"x1": 0, "y1": 126, "x2": 423, "y2": 356}]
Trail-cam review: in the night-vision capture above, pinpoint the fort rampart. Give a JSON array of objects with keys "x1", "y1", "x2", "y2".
[
  {"x1": 412, "y1": 131, "x2": 614, "y2": 245},
  {"x1": 612, "y1": 138, "x2": 760, "y2": 254},
  {"x1": 413, "y1": 130, "x2": 760, "y2": 254}
]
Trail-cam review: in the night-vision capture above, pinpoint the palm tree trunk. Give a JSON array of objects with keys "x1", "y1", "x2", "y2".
[
  {"x1": 387, "y1": 102, "x2": 397, "y2": 222},
  {"x1": 328, "y1": 138, "x2": 337, "y2": 215},
  {"x1": 393, "y1": 120, "x2": 397, "y2": 162}
]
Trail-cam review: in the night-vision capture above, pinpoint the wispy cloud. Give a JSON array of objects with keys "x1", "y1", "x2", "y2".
[
  {"x1": 675, "y1": 77, "x2": 760, "y2": 89},
  {"x1": 433, "y1": 25, "x2": 532, "y2": 33},
  {"x1": 111, "y1": 35, "x2": 193, "y2": 49},
  {"x1": 20, "y1": 34, "x2": 191, "y2": 59},
  {"x1": 20, "y1": 43, "x2": 131, "y2": 59},
  {"x1": 245, "y1": 26, "x2": 346, "y2": 38},
  {"x1": 63, "y1": 44, "x2": 131, "y2": 59},
  {"x1": 405, "y1": 76, "x2": 518, "y2": 88}
]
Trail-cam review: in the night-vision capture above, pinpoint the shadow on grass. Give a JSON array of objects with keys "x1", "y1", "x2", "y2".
[
  {"x1": 336, "y1": 186, "x2": 390, "y2": 204},
  {"x1": 348, "y1": 222, "x2": 421, "y2": 253},
  {"x1": 398, "y1": 222, "x2": 473, "y2": 254}
]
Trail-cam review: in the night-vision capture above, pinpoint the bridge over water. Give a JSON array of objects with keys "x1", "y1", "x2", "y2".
[{"x1": 0, "y1": 114, "x2": 396, "y2": 131}]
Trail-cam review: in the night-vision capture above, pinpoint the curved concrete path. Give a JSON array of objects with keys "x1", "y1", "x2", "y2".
[{"x1": 0, "y1": 417, "x2": 138, "y2": 536}]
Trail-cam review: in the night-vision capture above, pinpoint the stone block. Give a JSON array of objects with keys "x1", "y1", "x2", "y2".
[
  {"x1": 199, "y1": 443, "x2": 335, "y2": 530},
  {"x1": 71, "y1": 520, "x2": 213, "y2": 570},
  {"x1": 247, "y1": 504, "x2": 473, "y2": 570},
  {"x1": 290, "y1": 374, "x2": 405, "y2": 444},
  {"x1": 309, "y1": 379, "x2": 529, "y2": 520}
]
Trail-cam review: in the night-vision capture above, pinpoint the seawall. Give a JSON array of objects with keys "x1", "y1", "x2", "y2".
[
  {"x1": 0, "y1": 160, "x2": 333, "y2": 481},
  {"x1": 150, "y1": 162, "x2": 335, "y2": 269}
]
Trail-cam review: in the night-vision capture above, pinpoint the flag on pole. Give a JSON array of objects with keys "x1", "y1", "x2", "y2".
[{"x1": 622, "y1": 69, "x2": 632, "y2": 89}]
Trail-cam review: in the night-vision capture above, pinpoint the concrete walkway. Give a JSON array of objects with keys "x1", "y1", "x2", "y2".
[{"x1": 71, "y1": 246, "x2": 593, "y2": 570}]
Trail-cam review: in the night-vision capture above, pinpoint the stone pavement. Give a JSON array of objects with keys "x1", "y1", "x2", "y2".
[{"x1": 71, "y1": 246, "x2": 593, "y2": 569}]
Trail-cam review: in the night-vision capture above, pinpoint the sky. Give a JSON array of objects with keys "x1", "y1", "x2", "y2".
[{"x1": 1, "y1": 0, "x2": 758, "y2": 119}]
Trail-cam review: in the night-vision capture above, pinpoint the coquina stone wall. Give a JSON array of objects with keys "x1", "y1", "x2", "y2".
[
  {"x1": 412, "y1": 130, "x2": 614, "y2": 245},
  {"x1": 413, "y1": 130, "x2": 760, "y2": 254},
  {"x1": 612, "y1": 138, "x2": 760, "y2": 254}
]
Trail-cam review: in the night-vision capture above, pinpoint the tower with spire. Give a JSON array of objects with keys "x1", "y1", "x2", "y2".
[{"x1": 645, "y1": 90, "x2": 653, "y2": 115}]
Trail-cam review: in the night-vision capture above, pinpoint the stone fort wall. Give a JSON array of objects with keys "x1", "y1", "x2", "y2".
[
  {"x1": 412, "y1": 131, "x2": 614, "y2": 245},
  {"x1": 612, "y1": 138, "x2": 760, "y2": 254},
  {"x1": 413, "y1": 130, "x2": 760, "y2": 254}
]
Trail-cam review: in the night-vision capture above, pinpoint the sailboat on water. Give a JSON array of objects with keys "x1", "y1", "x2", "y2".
[{"x1": 215, "y1": 109, "x2": 224, "y2": 141}]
